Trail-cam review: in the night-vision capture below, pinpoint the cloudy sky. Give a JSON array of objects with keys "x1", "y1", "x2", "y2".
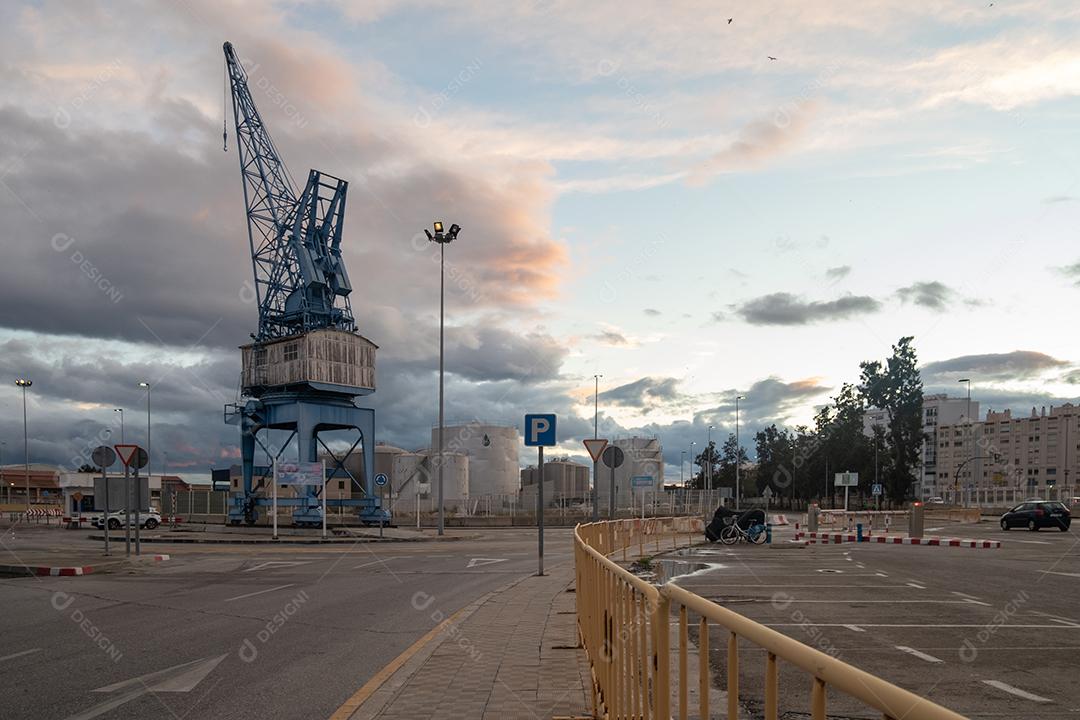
[{"x1": 2, "y1": 1, "x2": 1080, "y2": 480}]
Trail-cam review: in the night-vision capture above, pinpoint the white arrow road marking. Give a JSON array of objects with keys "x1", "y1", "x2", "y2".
[
  {"x1": 895, "y1": 646, "x2": 944, "y2": 663},
  {"x1": 243, "y1": 560, "x2": 311, "y2": 573},
  {"x1": 466, "y1": 557, "x2": 508, "y2": 568},
  {"x1": 66, "y1": 655, "x2": 227, "y2": 720},
  {"x1": 224, "y1": 584, "x2": 296, "y2": 603},
  {"x1": 0, "y1": 648, "x2": 41, "y2": 663},
  {"x1": 1040, "y1": 570, "x2": 1080, "y2": 578},
  {"x1": 983, "y1": 680, "x2": 1052, "y2": 702}
]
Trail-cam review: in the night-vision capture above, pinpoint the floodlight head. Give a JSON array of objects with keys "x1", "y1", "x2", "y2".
[
  {"x1": 448, "y1": 223, "x2": 461, "y2": 239},
  {"x1": 14, "y1": 378, "x2": 31, "y2": 388},
  {"x1": 433, "y1": 221, "x2": 444, "y2": 233},
  {"x1": 424, "y1": 229, "x2": 434, "y2": 241}
]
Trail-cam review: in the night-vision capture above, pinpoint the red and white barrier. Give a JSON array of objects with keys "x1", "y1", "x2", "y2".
[
  {"x1": 769, "y1": 514, "x2": 790, "y2": 526},
  {"x1": 793, "y1": 529, "x2": 1000, "y2": 549}
]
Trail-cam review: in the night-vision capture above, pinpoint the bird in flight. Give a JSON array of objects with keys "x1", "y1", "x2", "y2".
[
  {"x1": 767, "y1": 56, "x2": 777, "y2": 61},
  {"x1": 727, "y1": 18, "x2": 733, "y2": 23}
]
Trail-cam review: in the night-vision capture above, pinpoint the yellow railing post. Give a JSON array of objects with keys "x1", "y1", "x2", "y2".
[
  {"x1": 727, "y1": 631, "x2": 739, "y2": 720},
  {"x1": 811, "y1": 677, "x2": 827, "y2": 720},
  {"x1": 679, "y1": 605, "x2": 688, "y2": 720},
  {"x1": 699, "y1": 617, "x2": 710, "y2": 720},
  {"x1": 653, "y1": 594, "x2": 671, "y2": 720},
  {"x1": 765, "y1": 651, "x2": 778, "y2": 720}
]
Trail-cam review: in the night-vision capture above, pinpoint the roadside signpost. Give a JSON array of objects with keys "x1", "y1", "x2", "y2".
[
  {"x1": 602, "y1": 445, "x2": 625, "y2": 520},
  {"x1": 835, "y1": 471, "x2": 859, "y2": 513},
  {"x1": 762, "y1": 485, "x2": 774, "y2": 507},
  {"x1": 92, "y1": 446, "x2": 116, "y2": 556},
  {"x1": 583, "y1": 438, "x2": 608, "y2": 522},
  {"x1": 872, "y1": 482, "x2": 883, "y2": 510},
  {"x1": 375, "y1": 473, "x2": 389, "y2": 538},
  {"x1": 525, "y1": 414, "x2": 557, "y2": 576},
  {"x1": 114, "y1": 444, "x2": 148, "y2": 556},
  {"x1": 631, "y1": 475, "x2": 652, "y2": 519}
]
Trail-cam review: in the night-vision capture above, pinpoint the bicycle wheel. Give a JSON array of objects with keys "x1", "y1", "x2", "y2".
[
  {"x1": 719, "y1": 524, "x2": 739, "y2": 545},
  {"x1": 750, "y1": 524, "x2": 768, "y2": 544}
]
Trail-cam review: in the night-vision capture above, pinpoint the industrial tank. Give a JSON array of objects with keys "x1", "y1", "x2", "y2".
[
  {"x1": 393, "y1": 453, "x2": 428, "y2": 496},
  {"x1": 432, "y1": 423, "x2": 519, "y2": 497},
  {"x1": 375, "y1": 444, "x2": 406, "y2": 484}
]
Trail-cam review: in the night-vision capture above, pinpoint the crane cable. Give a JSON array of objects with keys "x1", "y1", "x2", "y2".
[{"x1": 222, "y1": 57, "x2": 228, "y2": 152}]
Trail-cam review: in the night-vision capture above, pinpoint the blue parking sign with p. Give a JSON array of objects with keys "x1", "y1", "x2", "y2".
[{"x1": 524, "y1": 414, "x2": 557, "y2": 447}]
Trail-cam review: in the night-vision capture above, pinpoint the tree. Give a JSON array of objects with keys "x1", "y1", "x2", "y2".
[
  {"x1": 754, "y1": 424, "x2": 793, "y2": 497},
  {"x1": 716, "y1": 433, "x2": 749, "y2": 492},
  {"x1": 691, "y1": 441, "x2": 721, "y2": 489},
  {"x1": 859, "y1": 337, "x2": 923, "y2": 503}
]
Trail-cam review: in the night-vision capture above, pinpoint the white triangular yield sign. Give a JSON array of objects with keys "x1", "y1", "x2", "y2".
[
  {"x1": 113, "y1": 444, "x2": 140, "y2": 466},
  {"x1": 583, "y1": 438, "x2": 608, "y2": 463}
]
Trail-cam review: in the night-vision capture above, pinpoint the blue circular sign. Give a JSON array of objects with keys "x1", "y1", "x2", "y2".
[{"x1": 374, "y1": 473, "x2": 388, "y2": 487}]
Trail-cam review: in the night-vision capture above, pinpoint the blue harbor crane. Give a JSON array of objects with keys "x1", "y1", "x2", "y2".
[{"x1": 221, "y1": 41, "x2": 385, "y2": 526}]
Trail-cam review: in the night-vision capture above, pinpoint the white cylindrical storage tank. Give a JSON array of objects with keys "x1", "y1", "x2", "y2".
[
  {"x1": 432, "y1": 423, "x2": 519, "y2": 497},
  {"x1": 375, "y1": 444, "x2": 406, "y2": 484},
  {"x1": 422, "y1": 451, "x2": 469, "y2": 506},
  {"x1": 393, "y1": 453, "x2": 428, "y2": 496}
]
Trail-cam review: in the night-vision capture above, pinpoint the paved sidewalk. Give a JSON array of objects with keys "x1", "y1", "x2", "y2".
[{"x1": 348, "y1": 560, "x2": 592, "y2": 720}]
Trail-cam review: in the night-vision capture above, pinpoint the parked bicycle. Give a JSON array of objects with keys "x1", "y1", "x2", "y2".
[{"x1": 719, "y1": 508, "x2": 768, "y2": 545}]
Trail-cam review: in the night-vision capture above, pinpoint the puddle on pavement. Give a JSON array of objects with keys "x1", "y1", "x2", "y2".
[{"x1": 654, "y1": 549, "x2": 729, "y2": 583}]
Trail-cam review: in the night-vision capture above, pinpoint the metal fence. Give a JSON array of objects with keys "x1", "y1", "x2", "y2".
[{"x1": 574, "y1": 518, "x2": 968, "y2": 720}]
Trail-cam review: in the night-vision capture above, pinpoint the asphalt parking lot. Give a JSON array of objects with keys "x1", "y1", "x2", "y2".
[{"x1": 670, "y1": 521, "x2": 1080, "y2": 718}]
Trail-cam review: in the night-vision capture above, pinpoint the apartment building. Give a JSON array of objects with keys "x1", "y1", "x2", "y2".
[{"x1": 935, "y1": 403, "x2": 1080, "y2": 500}]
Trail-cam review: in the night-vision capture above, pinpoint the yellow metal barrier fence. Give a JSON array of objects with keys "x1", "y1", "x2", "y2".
[{"x1": 574, "y1": 518, "x2": 968, "y2": 720}]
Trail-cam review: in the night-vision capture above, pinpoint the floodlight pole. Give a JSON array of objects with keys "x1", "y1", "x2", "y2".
[
  {"x1": 426, "y1": 222, "x2": 459, "y2": 536},
  {"x1": 592, "y1": 373, "x2": 601, "y2": 522}
]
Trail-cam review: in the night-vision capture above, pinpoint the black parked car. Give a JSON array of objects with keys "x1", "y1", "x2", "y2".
[{"x1": 1000, "y1": 501, "x2": 1071, "y2": 531}]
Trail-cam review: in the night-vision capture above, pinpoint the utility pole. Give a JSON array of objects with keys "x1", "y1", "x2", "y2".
[
  {"x1": 139, "y1": 382, "x2": 151, "y2": 483},
  {"x1": 15, "y1": 379, "x2": 32, "y2": 511},
  {"x1": 114, "y1": 408, "x2": 125, "y2": 445},
  {"x1": 959, "y1": 379, "x2": 971, "y2": 506},
  {"x1": 592, "y1": 373, "x2": 601, "y2": 522},
  {"x1": 735, "y1": 395, "x2": 745, "y2": 507},
  {"x1": 706, "y1": 424, "x2": 714, "y2": 489}
]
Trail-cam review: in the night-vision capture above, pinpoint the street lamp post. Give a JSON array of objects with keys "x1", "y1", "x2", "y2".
[
  {"x1": 425, "y1": 221, "x2": 460, "y2": 537},
  {"x1": 15, "y1": 379, "x2": 32, "y2": 511},
  {"x1": 680, "y1": 450, "x2": 686, "y2": 486},
  {"x1": 735, "y1": 395, "x2": 745, "y2": 507},
  {"x1": 958, "y1": 379, "x2": 972, "y2": 504},
  {"x1": 139, "y1": 382, "x2": 151, "y2": 481},
  {"x1": 592, "y1": 373, "x2": 602, "y2": 522},
  {"x1": 0, "y1": 441, "x2": 5, "y2": 504},
  {"x1": 114, "y1": 408, "x2": 125, "y2": 445},
  {"x1": 706, "y1": 425, "x2": 715, "y2": 489}
]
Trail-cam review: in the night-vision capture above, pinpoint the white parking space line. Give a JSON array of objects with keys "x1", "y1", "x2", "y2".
[
  {"x1": 0, "y1": 648, "x2": 41, "y2": 663},
  {"x1": 224, "y1": 584, "x2": 296, "y2": 603},
  {"x1": 950, "y1": 591, "x2": 981, "y2": 600},
  {"x1": 1040, "y1": 570, "x2": 1080, "y2": 578},
  {"x1": 895, "y1": 646, "x2": 944, "y2": 663},
  {"x1": 1049, "y1": 618, "x2": 1080, "y2": 627},
  {"x1": 925, "y1": 526, "x2": 944, "y2": 532},
  {"x1": 242, "y1": 561, "x2": 312, "y2": 573},
  {"x1": 842, "y1": 625, "x2": 865, "y2": 632},
  {"x1": 767, "y1": 623, "x2": 1080, "y2": 629},
  {"x1": 906, "y1": 582, "x2": 926, "y2": 589},
  {"x1": 1009, "y1": 539, "x2": 1051, "y2": 545},
  {"x1": 875, "y1": 572, "x2": 888, "y2": 577},
  {"x1": 963, "y1": 598, "x2": 991, "y2": 607},
  {"x1": 983, "y1": 680, "x2": 1052, "y2": 702}
]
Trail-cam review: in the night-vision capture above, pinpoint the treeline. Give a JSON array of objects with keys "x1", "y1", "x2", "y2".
[{"x1": 689, "y1": 337, "x2": 923, "y2": 505}]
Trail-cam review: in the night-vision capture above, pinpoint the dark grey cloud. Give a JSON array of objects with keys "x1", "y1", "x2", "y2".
[
  {"x1": 922, "y1": 351, "x2": 1069, "y2": 382},
  {"x1": 591, "y1": 330, "x2": 629, "y2": 346},
  {"x1": 1057, "y1": 260, "x2": 1080, "y2": 285},
  {"x1": 643, "y1": 308, "x2": 661, "y2": 316},
  {"x1": 825, "y1": 265, "x2": 851, "y2": 281},
  {"x1": 896, "y1": 280, "x2": 953, "y2": 310},
  {"x1": 598, "y1": 377, "x2": 680, "y2": 408},
  {"x1": 735, "y1": 292, "x2": 881, "y2": 325}
]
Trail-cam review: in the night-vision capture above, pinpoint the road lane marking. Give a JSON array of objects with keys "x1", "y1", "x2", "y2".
[
  {"x1": 242, "y1": 560, "x2": 311, "y2": 573},
  {"x1": 906, "y1": 582, "x2": 926, "y2": 589},
  {"x1": 962, "y1": 598, "x2": 991, "y2": 607},
  {"x1": 842, "y1": 625, "x2": 865, "y2": 632},
  {"x1": 895, "y1": 646, "x2": 944, "y2": 663},
  {"x1": 951, "y1": 591, "x2": 980, "y2": 600},
  {"x1": 1040, "y1": 571, "x2": 1080, "y2": 578},
  {"x1": 466, "y1": 557, "x2": 508, "y2": 568},
  {"x1": 1009, "y1": 539, "x2": 1051, "y2": 545},
  {"x1": 1049, "y1": 618, "x2": 1080, "y2": 627},
  {"x1": 875, "y1": 572, "x2": 888, "y2": 577},
  {"x1": 68, "y1": 655, "x2": 228, "y2": 720},
  {"x1": 983, "y1": 680, "x2": 1052, "y2": 702},
  {"x1": 0, "y1": 648, "x2": 41, "y2": 663},
  {"x1": 925, "y1": 526, "x2": 944, "y2": 532},
  {"x1": 329, "y1": 603, "x2": 472, "y2": 720},
  {"x1": 353, "y1": 557, "x2": 403, "y2": 570},
  {"x1": 224, "y1": 584, "x2": 296, "y2": 602}
]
